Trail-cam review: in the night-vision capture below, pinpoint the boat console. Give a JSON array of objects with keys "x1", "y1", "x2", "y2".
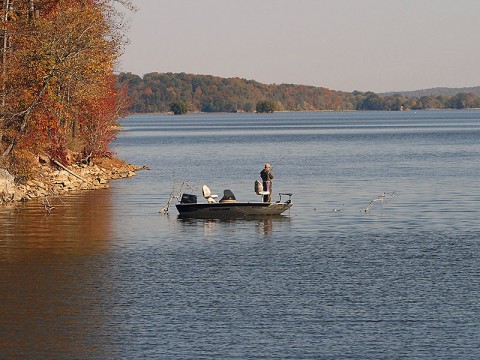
[{"x1": 219, "y1": 189, "x2": 236, "y2": 203}]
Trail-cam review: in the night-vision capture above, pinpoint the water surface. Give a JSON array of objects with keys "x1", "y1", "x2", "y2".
[{"x1": 1, "y1": 110, "x2": 480, "y2": 358}]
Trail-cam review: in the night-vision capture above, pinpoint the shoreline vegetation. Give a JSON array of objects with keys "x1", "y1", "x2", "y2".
[
  {"x1": 0, "y1": 157, "x2": 143, "y2": 207},
  {"x1": 1, "y1": 1, "x2": 136, "y2": 207}
]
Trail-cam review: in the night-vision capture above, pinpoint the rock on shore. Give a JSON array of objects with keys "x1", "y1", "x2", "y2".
[{"x1": 0, "y1": 157, "x2": 142, "y2": 206}]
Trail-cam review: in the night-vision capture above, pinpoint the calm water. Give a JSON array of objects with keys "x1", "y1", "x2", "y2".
[{"x1": 1, "y1": 111, "x2": 480, "y2": 359}]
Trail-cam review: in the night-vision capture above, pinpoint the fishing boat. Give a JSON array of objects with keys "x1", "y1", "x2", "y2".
[{"x1": 175, "y1": 182, "x2": 292, "y2": 218}]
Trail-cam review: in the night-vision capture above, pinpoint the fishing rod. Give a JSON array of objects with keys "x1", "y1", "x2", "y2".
[{"x1": 270, "y1": 152, "x2": 289, "y2": 170}]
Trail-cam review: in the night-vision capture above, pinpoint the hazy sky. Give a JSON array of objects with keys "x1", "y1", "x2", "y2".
[{"x1": 119, "y1": 0, "x2": 480, "y2": 92}]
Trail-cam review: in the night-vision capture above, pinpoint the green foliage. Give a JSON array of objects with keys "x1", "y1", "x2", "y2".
[
  {"x1": 170, "y1": 101, "x2": 189, "y2": 115},
  {"x1": 256, "y1": 101, "x2": 276, "y2": 113},
  {"x1": 356, "y1": 92, "x2": 385, "y2": 110}
]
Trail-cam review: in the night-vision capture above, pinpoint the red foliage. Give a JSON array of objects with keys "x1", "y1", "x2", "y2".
[
  {"x1": 1, "y1": 0, "x2": 128, "y2": 165},
  {"x1": 77, "y1": 78, "x2": 121, "y2": 162}
]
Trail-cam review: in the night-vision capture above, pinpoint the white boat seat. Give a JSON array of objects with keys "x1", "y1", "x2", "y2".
[
  {"x1": 254, "y1": 180, "x2": 270, "y2": 195},
  {"x1": 202, "y1": 185, "x2": 218, "y2": 203}
]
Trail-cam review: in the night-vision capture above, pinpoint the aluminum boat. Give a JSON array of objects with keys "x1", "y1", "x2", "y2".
[{"x1": 175, "y1": 183, "x2": 292, "y2": 219}]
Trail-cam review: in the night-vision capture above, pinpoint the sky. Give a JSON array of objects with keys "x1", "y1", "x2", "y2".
[{"x1": 118, "y1": 0, "x2": 480, "y2": 93}]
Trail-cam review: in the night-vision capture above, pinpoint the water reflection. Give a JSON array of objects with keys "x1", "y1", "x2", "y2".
[
  {"x1": 257, "y1": 217, "x2": 273, "y2": 237},
  {"x1": 1, "y1": 189, "x2": 114, "y2": 258},
  {"x1": 177, "y1": 215, "x2": 291, "y2": 238},
  {"x1": 0, "y1": 190, "x2": 115, "y2": 358}
]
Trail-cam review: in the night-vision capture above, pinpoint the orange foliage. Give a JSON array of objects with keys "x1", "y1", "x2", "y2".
[
  {"x1": 77, "y1": 76, "x2": 121, "y2": 163},
  {"x1": 1, "y1": 0, "x2": 131, "y2": 167}
]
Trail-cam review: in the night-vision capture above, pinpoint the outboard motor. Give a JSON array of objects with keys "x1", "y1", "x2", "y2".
[{"x1": 180, "y1": 193, "x2": 197, "y2": 204}]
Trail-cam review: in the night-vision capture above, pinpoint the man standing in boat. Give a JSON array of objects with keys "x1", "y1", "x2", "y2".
[{"x1": 260, "y1": 163, "x2": 274, "y2": 202}]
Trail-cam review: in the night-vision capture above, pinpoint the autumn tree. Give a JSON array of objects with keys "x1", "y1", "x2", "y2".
[
  {"x1": 0, "y1": 0, "x2": 133, "y2": 176},
  {"x1": 446, "y1": 93, "x2": 480, "y2": 109}
]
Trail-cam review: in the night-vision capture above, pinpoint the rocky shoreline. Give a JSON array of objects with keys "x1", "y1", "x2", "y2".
[{"x1": 0, "y1": 157, "x2": 143, "y2": 206}]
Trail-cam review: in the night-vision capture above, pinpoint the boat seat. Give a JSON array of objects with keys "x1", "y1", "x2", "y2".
[
  {"x1": 254, "y1": 180, "x2": 270, "y2": 196},
  {"x1": 202, "y1": 185, "x2": 218, "y2": 203},
  {"x1": 219, "y1": 189, "x2": 236, "y2": 203}
]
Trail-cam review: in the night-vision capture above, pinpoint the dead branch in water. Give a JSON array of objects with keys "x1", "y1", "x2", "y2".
[
  {"x1": 51, "y1": 159, "x2": 89, "y2": 183},
  {"x1": 159, "y1": 180, "x2": 196, "y2": 214},
  {"x1": 364, "y1": 191, "x2": 396, "y2": 212}
]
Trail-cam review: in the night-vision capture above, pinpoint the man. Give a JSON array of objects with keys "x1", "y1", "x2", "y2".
[{"x1": 260, "y1": 163, "x2": 274, "y2": 202}]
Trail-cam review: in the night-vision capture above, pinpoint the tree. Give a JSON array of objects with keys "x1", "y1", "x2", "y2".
[
  {"x1": 256, "y1": 100, "x2": 276, "y2": 113},
  {"x1": 78, "y1": 81, "x2": 121, "y2": 164},
  {"x1": 446, "y1": 93, "x2": 480, "y2": 109},
  {"x1": 1, "y1": 0, "x2": 133, "y2": 174},
  {"x1": 170, "y1": 101, "x2": 188, "y2": 115},
  {"x1": 357, "y1": 92, "x2": 384, "y2": 110}
]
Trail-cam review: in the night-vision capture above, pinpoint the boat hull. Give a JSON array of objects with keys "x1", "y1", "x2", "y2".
[{"x1": 175, "y1": 202, "x2": 292, "y2": 218}]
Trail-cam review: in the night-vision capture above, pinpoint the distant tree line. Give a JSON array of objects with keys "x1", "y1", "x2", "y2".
[
  {"x1": 116, "y1": 72, "x2": 480, "y2": 114},
  {"x1": 383, "y1": 86, "x2": 480, "y2": 98}
]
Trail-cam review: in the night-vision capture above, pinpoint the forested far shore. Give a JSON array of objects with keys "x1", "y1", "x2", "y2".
[{"x1": 117, "y1": 72, "x2": 480, "y2": 114}]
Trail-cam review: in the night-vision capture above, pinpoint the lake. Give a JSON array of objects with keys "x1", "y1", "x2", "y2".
[{"x1": 1, "y1": 110, "x2": 480, "y2": 359}]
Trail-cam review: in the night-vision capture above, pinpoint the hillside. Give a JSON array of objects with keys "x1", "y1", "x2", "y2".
[
  {"x1": 117, "y1": 72, "x2": 358, "y2": 113},
  {"x1": 116, "y1": 72, "x2": 480, "y2": 113},
  {"x1": 383, "y1": 86, "x2": 480, "y2": 98}
]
